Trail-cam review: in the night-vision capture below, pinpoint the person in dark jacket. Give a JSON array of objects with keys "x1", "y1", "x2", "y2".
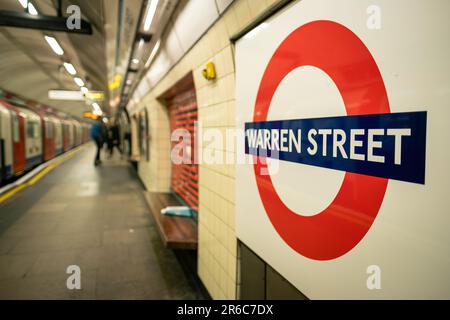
[
  {"x1": 90, "y1": 117, "x2": 105, "y2": 166},
  {"x1": 107, "y1": 123, "x2": 122, "y2": 158}
]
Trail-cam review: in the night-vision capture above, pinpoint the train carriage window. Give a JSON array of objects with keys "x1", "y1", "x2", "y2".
[
  {"x1": 12, "y1": 113, "x2": 20, "y2": 143},
  {"x1": 27, "y1": 121, "x2": 40, "y2": 138},
  {"x1": 35, "y1": 122, "x2": 40, "y2": 138},
  {"x1": 27, "y1": 123, "x2": 32, "y2": 138}
]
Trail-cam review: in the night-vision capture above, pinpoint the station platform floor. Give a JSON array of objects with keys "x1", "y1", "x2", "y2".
[{"x1": 0, "y1": 143, "x2": 206, "y2": 299}]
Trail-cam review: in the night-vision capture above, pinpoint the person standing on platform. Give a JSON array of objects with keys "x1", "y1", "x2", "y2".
[
  {"x1": 91, "y1": 117, "x2": 105, "y2": 166},
  {"x1": 107, "y1": 122, "x2": 122, "y2": 158},
  {"x1": 106, "y1": 122, "x2": 113, "y2": 158}
]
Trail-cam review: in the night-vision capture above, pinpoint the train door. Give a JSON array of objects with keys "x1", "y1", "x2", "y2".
[
  {"x1": 12, "y1": 110, "x2": 26, "y2": 175},
  {"x1": 74, "y1": 122, "x2": 80, "y2": 146},
  {"x1": 83, "y1": 123, "x2": 90, "y2": 143},
  {"x1": 53, "y1": 118, "x2": 63, "y2": 155},
  {"x1": 20, "y1": 108, "x2": 42, "y2": 169},
  {"x1": 71, "y1": 121, "x2": 77, "y2": 146},
  {"x1": 42, "y1": 116, "x2": 55, "y2": 161},
  {"x1": 74, "y1": 122, "x2": 82, "y2": 146},
  {"x1": 0, "y1": 103, "x2": 14, "y2": 181},
  {"x1": 80, "y1": 123, "x2": 85, "y2": 144},
  {"x1": 68, "y1": 122, "x2": 74, "y2": 149},
  {"x1": 62, "y1": 121, "x2": 70, "y2": 151}
]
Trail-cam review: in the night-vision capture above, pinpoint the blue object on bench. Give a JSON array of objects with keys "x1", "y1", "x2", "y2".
[{"x1": 161, "y1": 206, "x2": 194, "y2": 218}]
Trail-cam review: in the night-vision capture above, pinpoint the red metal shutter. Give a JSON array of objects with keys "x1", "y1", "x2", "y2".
[{"x1": 168, "y1": 87, "x2": 198, "y2": 211}]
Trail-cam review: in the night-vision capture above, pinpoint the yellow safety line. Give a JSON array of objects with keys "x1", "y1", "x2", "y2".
[
  {"x1": 27, "y1": 165, "x2": 55, "y2": 186},
  {"x1": 0, "y1": 184, "x2": 27, "y2": 203},
  {"x1": 0, "y1": 145, "x2": 87, "y2": 203}
]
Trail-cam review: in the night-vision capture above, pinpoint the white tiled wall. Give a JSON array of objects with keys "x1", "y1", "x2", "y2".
[
  {"x1": 172, "y1": 0, "x2": 219, "y2": 52},
  {"x1": 131, "y1": 0, "x2": 284, "y2": 299}
]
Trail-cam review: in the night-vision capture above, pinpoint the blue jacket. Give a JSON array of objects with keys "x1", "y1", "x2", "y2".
[{"x1": 90, "y1": 122, "x2": 103, "y2": 141}]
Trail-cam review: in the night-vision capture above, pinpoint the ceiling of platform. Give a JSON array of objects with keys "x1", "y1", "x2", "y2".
[
  {"x1": 0, "y1": 0, "x2": 116, "y2": 118},
  {"x1": 0, "y1": 0, "x2": 174, "y2": 119},
  {"x1": 0, "y1": 0, "x2": 229, "y2": 119}
]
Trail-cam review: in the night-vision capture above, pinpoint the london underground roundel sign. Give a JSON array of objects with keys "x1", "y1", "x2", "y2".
[{"x1": 252, "y1": 20, "x2": 390, "y2": 261}]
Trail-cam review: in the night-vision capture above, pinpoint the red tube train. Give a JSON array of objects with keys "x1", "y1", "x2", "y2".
[{"x1": 0, "y1": 99, "x2": 91, "y2": 183}]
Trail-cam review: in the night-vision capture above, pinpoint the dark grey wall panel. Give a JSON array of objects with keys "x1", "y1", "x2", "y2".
[
  {"x1": 239, "y1": 241, "x2": 308, "y2": 300},
  {"x1": 266, "y1": 265, "x2": 308, "y2": 300},
  {"x1": 239, "y1": 243, "x2": 265, "y2": 299}
]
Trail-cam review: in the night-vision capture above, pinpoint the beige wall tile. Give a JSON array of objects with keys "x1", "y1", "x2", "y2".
[
  {"x1": 233, "y1": 0, "x2": 252, "y2": 30},
  {"x1": 247, "y1": 0, "x2": 270, "y2": 18}
]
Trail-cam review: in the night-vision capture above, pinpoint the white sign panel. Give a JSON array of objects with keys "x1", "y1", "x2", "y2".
[
  {"x1": 235, "y1": 0, "x2": 450, "y2": 299},
  {"x1": 48, "y1": 90, "x2": 84, "y2": 101}
]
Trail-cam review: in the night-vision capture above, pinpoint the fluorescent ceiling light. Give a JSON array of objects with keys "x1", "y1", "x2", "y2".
[
  {"x1": 135, "y1": 39, "x2": 146, "y2": 61},
  {"x1": 44, "y1": 35, "x2": 64, "y2": 55},
  {"x1": 48, "y1": 90, "x2": 84, "y2": 101},
  {"x1": 92, "y1": 102, "x2": 102, "y2": 111},
  {"x1": 145, "y1": 40, "x2": 160, "y2": 68},
  {"x1": 92, "y1": 102, "x2": 103, "y2": 116},
  {"x1": 28, "y1": 3, "x2": 38, "y2": 15},
  {"x1": 18, "y1": 0, "x2": 27, "y2": 9},
  {"x1": 63, "y1": 62, "x2": 76, "y2": 75},
  {"x1": 74, "y1": 77, "x2": 84, "y2": 87},
  {"x1": 143, "y1": 0, "x2": 159, "y2": 32},
  {"x1": 80, "y1": 87, "x2": 88, "y2": 94}
]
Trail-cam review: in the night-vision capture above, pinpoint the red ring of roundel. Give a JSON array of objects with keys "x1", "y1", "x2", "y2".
[{"x1": 252, "y1": 20, "x2": 390, "y2": 261}]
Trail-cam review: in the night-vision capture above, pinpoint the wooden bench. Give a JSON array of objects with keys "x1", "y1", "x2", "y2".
[{"x1": 143, "y1": 191, "x2": 198, "y2": 250}]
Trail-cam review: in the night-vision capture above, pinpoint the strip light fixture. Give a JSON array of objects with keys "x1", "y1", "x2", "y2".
[
  {"x1": 44, "y1": 35, "x2": 64, "y2": 55},
  {"x1": 48, "y1": 90, "x2": 84, "y2": 101},
  {"x1": 143, "y1": 0, "x2": 159, "y2": 31},
  {"x1": 17, "y1": 0, "x2": 27, "y2": 8},
  {"x1": 145, "y1": 40, "x2": 160, "y2": 68},
  {"x1": 63, "y1": 62, "x2": 76, "y2": 75},
  {"x1": 92, "y1": 102, "x2": 103, "y2": 115},
  {"x1": 74, "y1": 77, "x2": 85, "y2": 87},
  {"x1": 27, "y1": 2, "x2": 38, "y2": 15}
]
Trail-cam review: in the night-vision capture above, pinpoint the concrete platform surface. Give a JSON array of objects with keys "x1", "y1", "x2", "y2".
[{"x1": 0, "y1": 144, "x2": 205, "y2": 300}]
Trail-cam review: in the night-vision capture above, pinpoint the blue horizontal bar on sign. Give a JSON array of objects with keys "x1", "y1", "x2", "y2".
[{"x1": 245, "y1": 111, "x2": 427, "y2": 184}]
